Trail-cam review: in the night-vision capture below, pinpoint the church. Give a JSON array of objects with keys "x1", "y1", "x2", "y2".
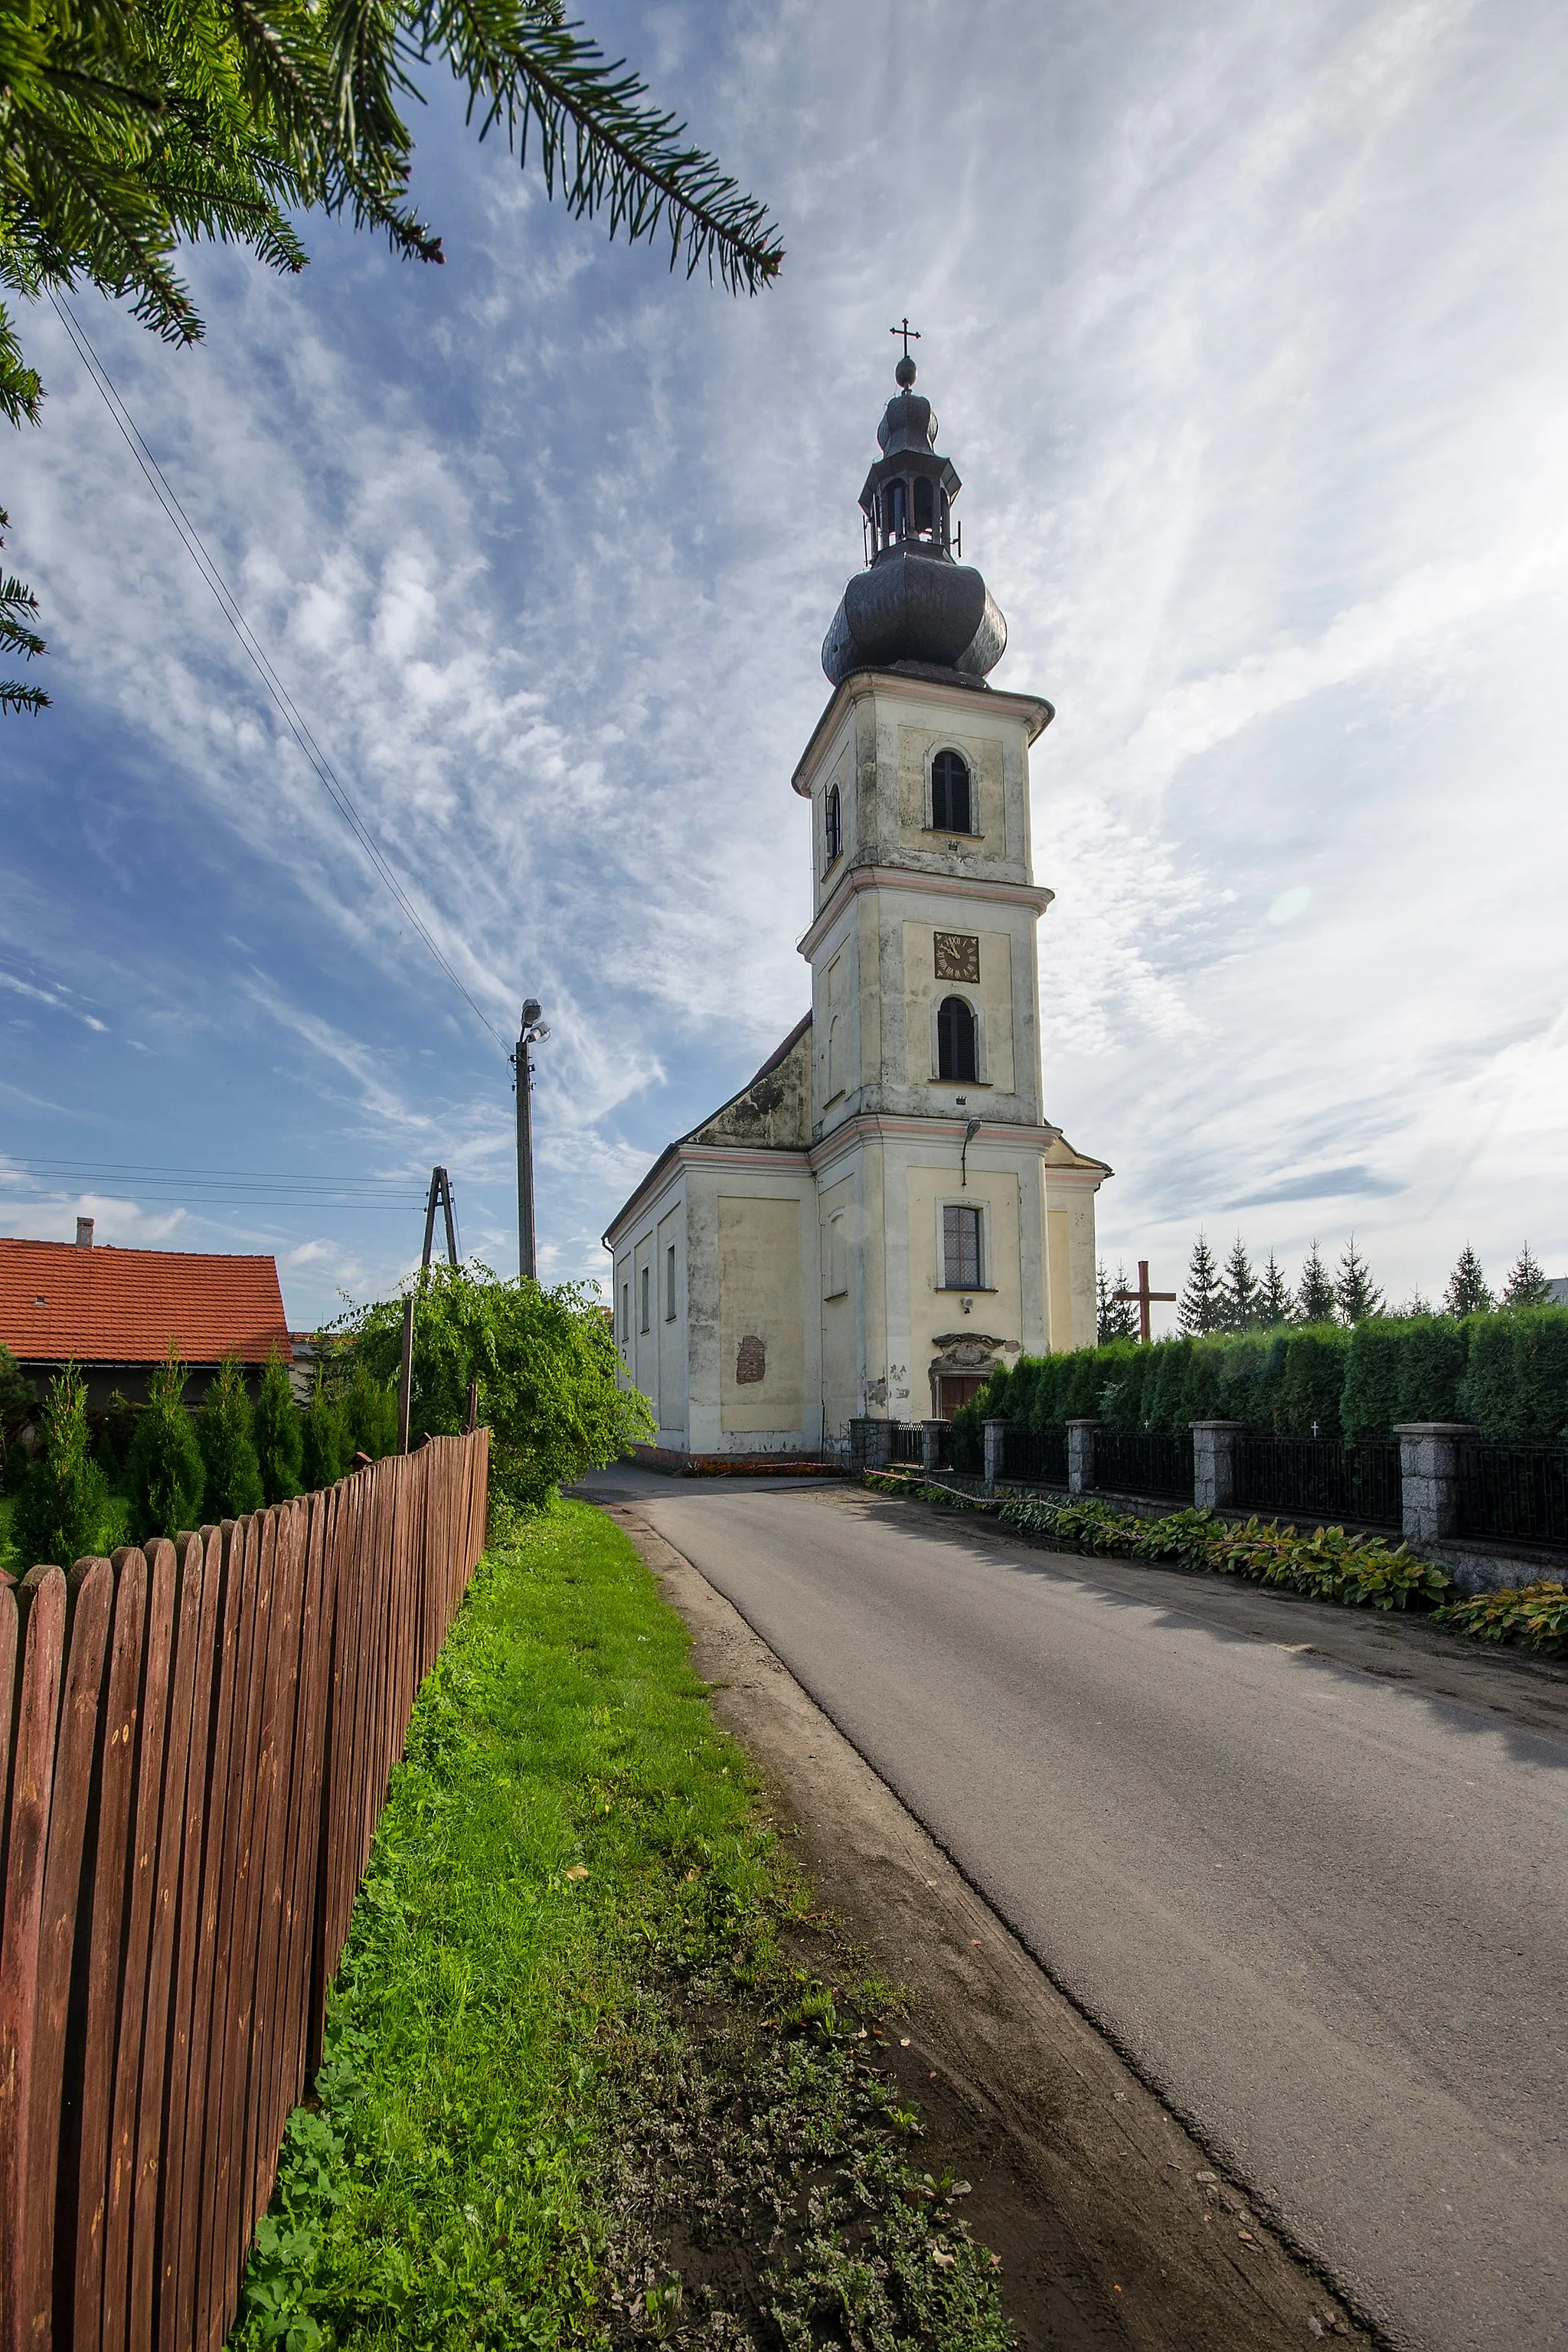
[{"x1": 604, "y1": 351, "x2": 1110, "y2": 1454}]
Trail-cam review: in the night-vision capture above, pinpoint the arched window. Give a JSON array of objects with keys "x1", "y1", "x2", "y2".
[
  {"x1": 913, "y1": 476, "x2": 935, "y2": 532},
  {"x1": 930, "y1": 749, "x2": 972, "y2": 833},
  {"x1": 936, "y1": 995, "x2": 978, "y2": 1083},
  {"x1": 887, "y1": 479, "x2": 908, "y2": 540},
  {"x1": 824, "y1": 781, "x2": 842, "y2": 864}
]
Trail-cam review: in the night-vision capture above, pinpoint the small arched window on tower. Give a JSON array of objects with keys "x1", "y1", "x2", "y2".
[
  {"x1": 936, "y1": 995, "x2": 978, "y2": 1083},
  {"x1": 930, "y1": 749, "x2": 972, "y2": 834},
  {"x1": 824, "y1": 781, "x2": 842, "y2": 867},
  {"x1": 913, "y1": 476, "x2": 935, "y2": 535},
  {"x1": 887, "y1": 478, "x2": 908, "y2": 541}
]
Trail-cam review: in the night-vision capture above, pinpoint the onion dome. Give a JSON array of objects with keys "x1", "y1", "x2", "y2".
[{"x1": 822, "y1": 355, "x2": 1007, "y2": 688}]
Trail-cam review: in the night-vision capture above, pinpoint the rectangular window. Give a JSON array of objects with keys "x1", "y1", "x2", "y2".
[
  {"x1": 641, "y1": 1264, "x2": 651, "y2": 1333},
  {"x1": 942, "y1": 1204, "x2": 982, "y2": 1290},
  {"x1": 665, "y1": 1243, "x2": 677, "y2": 1320},
  {"x1": 621, "y1": 1282, "x2": 630, "y2": 1344}
]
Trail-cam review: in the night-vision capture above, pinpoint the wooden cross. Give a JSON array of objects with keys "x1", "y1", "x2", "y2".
[
  {"x1": 890, "y1": 316, "x2": 922, "y2": 360},
  {"x1": 1113, "y1": 1259, "x2": 1176, "y2": 1344}
]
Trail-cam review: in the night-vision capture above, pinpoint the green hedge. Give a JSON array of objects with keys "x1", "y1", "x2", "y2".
[{"x1": 949, "y1": 1305, "x2": 1568, "y2": 1454}]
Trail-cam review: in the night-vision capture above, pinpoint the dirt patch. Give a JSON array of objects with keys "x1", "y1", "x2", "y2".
[{"x1": 605, "y1": 1499, "x2": 1375, "y2": 2352}]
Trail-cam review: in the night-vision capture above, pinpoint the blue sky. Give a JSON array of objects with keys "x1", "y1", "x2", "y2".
[{"x1": 4, "y1": 0, "x2": 1566, "y2": 1335}]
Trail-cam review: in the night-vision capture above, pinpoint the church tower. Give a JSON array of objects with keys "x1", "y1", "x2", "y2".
[{"x1": 604, "y1": 351, "x2": 1109, "y2": 1454}]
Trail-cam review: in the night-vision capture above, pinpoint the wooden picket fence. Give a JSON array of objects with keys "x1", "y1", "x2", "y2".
[{"x1": 0, "y1": 1428, "x2": 489, "y2": 2352}]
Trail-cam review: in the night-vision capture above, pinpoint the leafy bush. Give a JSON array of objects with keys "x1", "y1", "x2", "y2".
[
  {"x1": 995, "y1": 1487, "x2": 1449, "y2": 1610},
  {"x1": 255, "y1": 1349, "x2": 304, "y2": 1504},
  {"x1": 198, "y1": 1354, "x2": 265, "y2": 1519},
  {"x1": 1511, "y1": 1310, "x2": 1568, "y2": 1441},
  {"x1": 11, "y1": 1361, "x2": 109, "y2": 1567},
  {"x1": 1432, "y1": 1581, "x2": 1568, "y2": 1654},
  {"x1": 126, "y1": 1348, "x2": 206, "y2": 1544},
  {"x1": 338, "y1": 1264, "x2": 654, "y2": 1512}
]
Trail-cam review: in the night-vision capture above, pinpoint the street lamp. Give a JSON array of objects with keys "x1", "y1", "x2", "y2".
[{"x1": 512, "y1": 998, "x2": 550, "y2": 1281}]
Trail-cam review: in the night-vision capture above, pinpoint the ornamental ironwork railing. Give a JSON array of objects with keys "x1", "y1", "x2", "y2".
[
  {"x1": 1232, "y1": 1435, "x2": 1401, "y2": 1528},
  {"x1": 1456, "y1": 1442, "x2": 1568, "y2": 1548},
  {"x1": 1093, "y1": 1426, "x2": 1194, "y2": 1501},
  {"x1": 1000, "y1": 1424, "x2": 1069, "y2": 1485}
]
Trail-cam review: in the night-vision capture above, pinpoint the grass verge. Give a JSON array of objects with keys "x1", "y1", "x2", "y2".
[{"x1": 230, "y1": 1499, "x2": 1011, "y2": 2352}]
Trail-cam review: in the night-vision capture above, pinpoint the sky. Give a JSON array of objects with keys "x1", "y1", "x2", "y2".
[{"x1": 4, "y1": 0, "x2": 1566, "y2": 1339}]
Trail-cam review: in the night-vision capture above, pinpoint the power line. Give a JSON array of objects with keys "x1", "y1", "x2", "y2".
[
  {"x1": 49, "y1": 293, "x2": 508, "y2": 1053},
  {"x1": 1, "y1": 1155, "x2": 426, "y2": 1207}
]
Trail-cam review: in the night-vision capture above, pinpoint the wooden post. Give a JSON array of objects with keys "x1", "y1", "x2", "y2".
[
  {"x1": 397, "y1": 1298, "x2": 414, "y2": 1455},
  {"x1": 464, "y1": 1377, "x2": 479, "y2": 1436}
]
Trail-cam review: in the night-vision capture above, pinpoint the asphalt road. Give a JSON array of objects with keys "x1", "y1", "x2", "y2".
[{"x1": 585, "y1": 1473, "x2": 1568, "y2": 2352}]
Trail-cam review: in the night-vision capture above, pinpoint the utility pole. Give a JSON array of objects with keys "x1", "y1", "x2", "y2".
[
  {"x1": 400, "y1": 1165, "x2": 461, "y2": 1452},
  {"x1": 511, "y1": 999, "x2": 550, "y2": 1282}
]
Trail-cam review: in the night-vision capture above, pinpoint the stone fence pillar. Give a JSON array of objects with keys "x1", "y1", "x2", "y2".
[
  {"x1": 851, "y1": 1417, "x2": 893, "y2": 1472},
  {"x1": 982, "y1": 1418, "x2": 1008, "y2": 1494},
  {"x1": 1190, "y1": 1420, "x2": 1246, "y2": 1511},
  {"x1": 1394, "y1": 1423, "x2": 1475, "y2": 1545},
  {"x1": 1066, "y1": 1418, "x2": 1099, "y2": 1498},
  {"x1": 921, "y1": 1419, "x2": 944, "y2": 1473}
]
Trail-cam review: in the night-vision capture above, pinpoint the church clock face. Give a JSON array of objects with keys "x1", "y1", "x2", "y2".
[{"x1": 933, "y1": 931, "x2": 980, "y2": 983}]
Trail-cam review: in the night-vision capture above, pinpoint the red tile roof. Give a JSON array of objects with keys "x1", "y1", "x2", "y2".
[{"x1": 0, "y1": 1240, "x2": 292, "y2": 1366}]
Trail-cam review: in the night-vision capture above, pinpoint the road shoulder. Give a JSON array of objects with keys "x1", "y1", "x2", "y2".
[{"x1": 603, "y1": 1496, "x2": 1374, "y2": 2352}]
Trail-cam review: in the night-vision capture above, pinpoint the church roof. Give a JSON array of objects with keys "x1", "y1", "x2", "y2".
[{"x1": 602, "y1": 1013, "x2": 812, "y2": 1243}]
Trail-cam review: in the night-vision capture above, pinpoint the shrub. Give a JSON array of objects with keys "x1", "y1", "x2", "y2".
[
  {"x1": 126, "y1": 1348, "x2": 206, "y2": 1543},
  {"x1": 1457, "y1": 1312, "x2": 1515, "y2": 1436},
  {"x1": 1341, "y1": 1317, "x2": 1408, "y2": 1439},
  {"x1": 0, "y1": 1342, "x2": 34, "y2": 1491},
  {"x1": 302, "y1": 1375, "x2": 352, "y2": 1492},
  {"x1": 995, "y1": 1487, "x2": 1449, "y2": 1611},
  {"x1": 1098, "y1": 1341, "x2": 1147, "y2": 1429},
  {"x1": 341, "y1": 1355, "x2": 399, "y2": 1461},
  {"x1": 1511, "y1": 1309, "x2": 1568, "y2": 1441},
  {"x1": 1432, "y1": 1581, "x2": 1567, "y2": 1654},
  {"x1": 198, "y1": 1354, "x2": 265, "y2": 1519},
  {"x1": 1142, "y1": 1338, "x2": 1192, "y2": 1432},
  {"x1": 255, "y1": 1349, "x2": 304, "y2": 1504},
  {"x1": 1393, "y1": 1316, "x2": 1467, "y2": 1425},
  {"x1": 339, "y1": 1265, "x2": 655, "y2": 1512},
  {"x1": 1276, "y1": 1325, "x2": 1349, "y2": 1436},
  {"x1": 11, "y1": 1361, "x2": 109, "y2": 1567}
]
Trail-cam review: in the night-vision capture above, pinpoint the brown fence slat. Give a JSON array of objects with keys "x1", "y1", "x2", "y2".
[
  {"x1": 0, "y1": 1564, "x2": 67, "y2": 2352},
  {"x1": 1, "y1": 1428, "x2": 489, "y2": 2352},
  {"x1": 21, "y1": 1555, "x2": 112, "y2": 2348},
  {"x1": 71, "y1": 1547, "x2": 149, "y2": 2352}
]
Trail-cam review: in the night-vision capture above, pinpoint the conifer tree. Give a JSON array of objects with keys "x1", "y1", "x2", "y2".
[
  {"x1": 1501, "y1": 1243, "x2": 1553, "y2": 1309},
  {"x1": 302, "y1": 1373, "x2": 351, "y2": 1493},
  {"x1": 1334, "y1": 1236, "x2": 1384, "y2": 1325},
  {"x1": 127, "y1": 1347, "x2": 205, "y2": 1543},
  {"x1": 1442, "y1": 1245, "x2": 1493, "y2": 1318},
  {"x1": 342, "y1": 1356, "x2": 399, "y2": 1460},
  {"x1": 198, "y1": 1355, "x2": 264, "y2": 1519},
  {"x1": 1098, "y1": 1263, "x2": 1138, "y2": 1344},
  {"x1": 254, "y1": 1349, "x2": 304, "y2": 1504},
  {"x1": 1220, "y1": 1236, "x2": 1258, "y2": 1333},
  {"x1": 11, "y1": 1361, "x2": 107, "y2": 1567},
  {"x1": 1179, "y1": 1233, "x2": 1223, "y2": 1334},
  {"x1": 0, "y1": 1340, "x2": 34, "y2": 1488},
  {"x1": 1257, "y1": 1253, "x2": 1292, "y2": 1327},
  {"x1": 1296, "y1": 1240, "x2": 1336, "y2": 1323}
]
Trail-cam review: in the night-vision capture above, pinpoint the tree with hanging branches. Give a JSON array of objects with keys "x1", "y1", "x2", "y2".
[{"x1": 1, "y1": 0, "x2": 784, "y2": 697}]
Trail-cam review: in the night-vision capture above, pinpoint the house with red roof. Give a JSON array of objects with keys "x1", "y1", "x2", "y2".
[{"x1": 0, "y1": 1220, "x2": 292, "y2": 1407}]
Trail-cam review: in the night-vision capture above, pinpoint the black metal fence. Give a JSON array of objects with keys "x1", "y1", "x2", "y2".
[
  {"x1": 1232, "y1": 1435, "x2": 1401, "y2": 1527},
  {"x1": 1093, "y1": 1426, "x2": 1194, "y2": 1501},
  {"x1": 888, "y1": 1421, "x2": 926, "y2": 1466},
  {"x1": 1457, "y1": 1442, "x2": 1568, "y2": 1547},
  {"x1": 1000, "y1": 1423, "x2": 1069, "y2": 1485}
]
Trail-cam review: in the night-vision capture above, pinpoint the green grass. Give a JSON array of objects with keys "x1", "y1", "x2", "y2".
[{"x1": 230, "y1": 1500, "x2": 1011, "y2": 2352}]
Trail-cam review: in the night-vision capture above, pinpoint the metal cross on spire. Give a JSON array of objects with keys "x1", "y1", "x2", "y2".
[{"x1": 890, "y1": 316, "x2": 922, "y2": 361}]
